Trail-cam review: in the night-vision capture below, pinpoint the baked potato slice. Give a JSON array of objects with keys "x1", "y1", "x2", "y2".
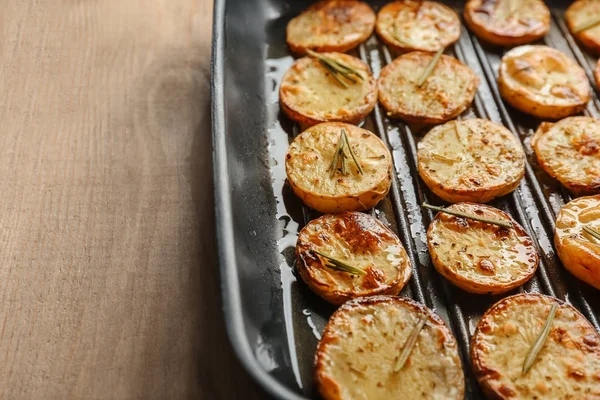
[
  {"x1": 378, "y1": 52, "x2": 479, "y2": 124},
  {"x1": 279, "y1": 52, "x2": 377, "y2": 128},
  {"x1": 566, "y1": 0, "x2": 600, "y2": 55},
  {"x1": 315, "y1": 296, "x2": 464, "y2": 400},
  {"x1": 464, "y1": 0, "x2": 550, "y2": 46},
  {"x1": 375, "y1": 1, "x2": 460, "y2": 53},
  {"x1": 427, "y1": 202, "x2": 538, "y2": 294},
  {"x1": 531, "y1": 116, "x2": 600, "y2": 195},
  {"x1": 285, "y1": 122, "x2": 392, "y2": 213},
  {"x1": 417, "y1": 118, "x2": 525, "y2": 203},
  {"x1": 296, "y1": 213, "x2": 412, "y2": 305},
  {"x1": 498, "y1": 45, "x2": 591, "y2": 119},
  {"x1": 286, "y1": 0, "x2": 376, "y2": 55},
  {"x1": 472, "y1": 293, "x2": 600, "y2": 399},
  {"x1": 555, "y1": 195, "x2": 600, "y2": 289}
]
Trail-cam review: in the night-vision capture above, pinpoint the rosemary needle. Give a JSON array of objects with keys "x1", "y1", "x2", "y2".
[
  {"x1": 313, "y1": 250, "x2": 366, "y2": 276},
  {"x1": 306, "y1": 49, "x2": 363, "y2": 88},
  {"x1": 583, "y1": 226, "x2": 600, "y2": 242},
  {"x1": 422, "y1": 203, "x2": 513, "y2": 229},
  {"x1": 522, "y1": 303, "x2": 558, "y2": 375},
  {"x1": 328, "y1": 129, "x2": 363, "y2": 178},
  {"x1": 394, "y1": 315, "x2": 427, "y2": 372},
  {"x1": 572, "y1": 15, "x2": 600, "y2": 34},
  {"x1": 416, "y1": 48, "x2": 444, "y2": 87}
]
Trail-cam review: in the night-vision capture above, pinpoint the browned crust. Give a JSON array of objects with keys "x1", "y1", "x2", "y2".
[
  {"x1": 295, "y1": 212, "x2": 411, "y2": 305},
  {"x1": 286, "y1": 1, "x2": 376, "y2": 55},
  {"x1": 463, "y1": 0, "x2": 550, "y2": 47},
  {"x1": 566, "y1": 0, "x2": 600, "y2": 55},
  {"x1": 531, "y1": 120, "x2": 600, "y2": 195},
  {"x1": 596, "y1": 59, "x2": 600, "y2": 90},
  {"x1": 279, "y1": 53, "x2": 378, "y2": 127},
  {"x1": 377, "y1": 52, "x2": 479, "y2": 124},
  {"x1": 375, "y1": 1, "x2": 460, "y2": 53},
  {"x1": 427, "y1": 203, "x2": 539, "y2": 294},
  {"x1": 315, "y1": 296, "x2": 464, "y2": 400},
  {"x1": 470, "y1": 293, "x2": 600, "y2": 399}
]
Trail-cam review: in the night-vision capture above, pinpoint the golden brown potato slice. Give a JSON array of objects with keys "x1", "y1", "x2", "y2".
[
  {"x1": 296, "y1": 213, "x2": 411, "y2": 305},
  {"x1": 566, "y1": 0, "x2": 600, "y2": 55},
  {"x1": 285, "y1": 122, "x2": 392, "y2": 213},
  {"x1": 286, "y1": 0, "x2": 376, "y2": 55},
  {"x1": 555, "y1": 195, "x2": 600, "y2": 289},
  {"x1": 472, "y1": 293, "x2": 600, "y2": 399},
  {"x1": 378, "y1": 52, "x2": 479, "y2": 124},
  {"x1": 417, "y1": 119, "x2": 525, "y2": 203},
  {"x1": 427, "y1": 203, "x2": 538, "y2": 294},
  {"x1": 376, "y1": 1, "x2": 460, "y2": 53},
  {"x1": 315, "y1": 296, "x2": 464, "y2": 399},
  {"x1": 464, "y1": 0, "x2": 550, "y2": 46},
  {"x1": 498, "y1": 45, "x2": 591, "y2": 119},
  {"x1": 279, "y1": 53, "x2": 377, "y2": 127},
  {"x1": 531, "y1": 116, "x2": 600, "y2": 195}
]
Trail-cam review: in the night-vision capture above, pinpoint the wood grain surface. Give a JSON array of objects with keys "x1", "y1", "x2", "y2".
[{"x1": 1, "y1": 1, "x2": 266, "y2": 398}]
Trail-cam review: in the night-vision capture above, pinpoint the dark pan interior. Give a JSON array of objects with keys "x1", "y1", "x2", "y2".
[{"x1": 212, "y1": 1, "x2": 600, "y2": 398}]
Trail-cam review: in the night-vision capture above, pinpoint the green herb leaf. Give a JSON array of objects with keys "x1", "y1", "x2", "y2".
[
  {"x1": 313, "y1": 250, "x2": 366, "y2": 276},
  {"x1": 422, "y1": 203, "x2": 513, "y2": 229},
  {"x1": 306, "y1": 49, "x2": 363, "y2": 88},
  {"x1": 394, "y1": 315, "x2": 427, "y2": 372},
  {"x1": 416, "y1": 48, "x2": 444, "y2": 87},
  {"x1": 522, "y1": 303, "x2": 558, "y2": 375}
]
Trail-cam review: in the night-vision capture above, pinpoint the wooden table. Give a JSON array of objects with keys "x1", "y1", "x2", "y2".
[{"x1": 2, "y1": 1, "x2": 267, "y2": 398}]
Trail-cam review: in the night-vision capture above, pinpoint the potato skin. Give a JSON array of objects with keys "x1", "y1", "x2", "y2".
[
  {"x1": 285, "y1": 122, "x2": 392, "y2": 213},
  {"x1": 464, "y1": 0, "x2": 550, "y2": 47},
  {"x1": 471, "y1": 293, "x2": 600, "y2": 400},
  {"x1": 531, "y1": 117, "x2": 600, "y2": 195},
  {"x1": 566, "y1": 0, "x2": 600, "y2": 55},
  {"x1": 554, "y1": 195, "x2": 600, "y2": 289},
  {"x1": 296, "y1": 213, "x2": 412, "y2": 305},
  {"x1": 417, "y1": 119, "x2": 525, "y2": 203},
  {"x1": 375, "y1": 1, "x2": 460, "y2": 53},
  {"x1": 279, "y1": 53, "x2": 377, "y2": 127},
  {"x1": 286, "y1": 0, "x2": 375, "y2": 55},
  {"x1": 427, "y1": 203, "x2": 538, "y2": 294},
  {"x1": 378, "y1": 52, "x2": 479, "y2": 124},
  {"x1": 498, "y1": 45, "x2": 591, "y2": 119},
  {"x1": 315, "y1": 296, "x2": 464, "y2": 400}
]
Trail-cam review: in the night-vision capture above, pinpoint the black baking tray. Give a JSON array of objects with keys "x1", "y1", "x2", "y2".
[{"x1": 211, "y1": 1, "x2": 600, "y2": 399}]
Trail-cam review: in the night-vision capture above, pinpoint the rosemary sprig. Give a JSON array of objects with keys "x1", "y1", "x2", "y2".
[
  {"x1": 416, "y1": 48, "x2": 444, "y2": 87},
  {"x1": 522, "y1": 303, "x2": 558, "y2": 375},
  {"x1": 306, "y1": 49, "x2": 363, "y2": 88},
  {"x1": 312, "y1": 250, "x2": 366, "y2": 276},
  {"x1": 422, "y1": 203, "x2": 513, "y2": 229},
  {"x1": 572, "y1": 15, "x2": 600, "y2": 34},
  {"x1": 394, "y1": 315, "x2": 427, "y2": 372},
  {"x1": 328, "y1": 129, "x2": 363, "y2": 178},
  {"x1": 583, "y1": 226, "x2": 600, "y2": 242}
]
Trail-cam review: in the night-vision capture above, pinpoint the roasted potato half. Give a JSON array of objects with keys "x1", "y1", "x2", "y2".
[
  {"x1": 531, "y1": 117, "x2": 600, "y2": 195},
  {"x1": 375, "y1": 1, "x2": 460, "y2": 53},
  {"x1": 464, "y1": 0, "x2": 550, "y2": 46},
  {"x1": 427, "y1": 203, "x2": 538, "y2": 294},
  {"x1": 555, "y1": 195, "x2": 600, "y2": 289},
  {"x1": 472, "y1": 293, "x2": 600, "y2": 399},
  {"x1": 296, "y1": 213, "x2": 412, "y2": 305},
  {"x1": 315, "y1": 296, "x2": 464, "y2": 400},
  {"x1": 566, "y1": 0, "x2": 600, "y2": 55},
  {"x1": 286, "y1": 0, "x2": 376, "y2": 55},
  {"x1": 418, "y1": 119, "x2": 525, "y2": 203},
  {"x1": 286, "y1": 122, "x2": 392, "y2": 213},
  {"x1": 279, "y1": 53, "x2": 377, "y2": 127},
  {"x1": 498, "y1": 45, "x2": 591, "y2": 119},
  {"x1": 378, "y1": 52, "x2": 479, "y2": 124}
]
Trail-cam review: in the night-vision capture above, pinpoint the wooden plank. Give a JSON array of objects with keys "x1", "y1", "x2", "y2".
[{"x1": 0, "y1": 1, "x2": 265, "y2": 398}]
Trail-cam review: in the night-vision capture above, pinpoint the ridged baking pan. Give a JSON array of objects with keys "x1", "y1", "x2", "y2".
[{"x1": 211, "y1": 1, "x2": 600, "y2": 398}]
